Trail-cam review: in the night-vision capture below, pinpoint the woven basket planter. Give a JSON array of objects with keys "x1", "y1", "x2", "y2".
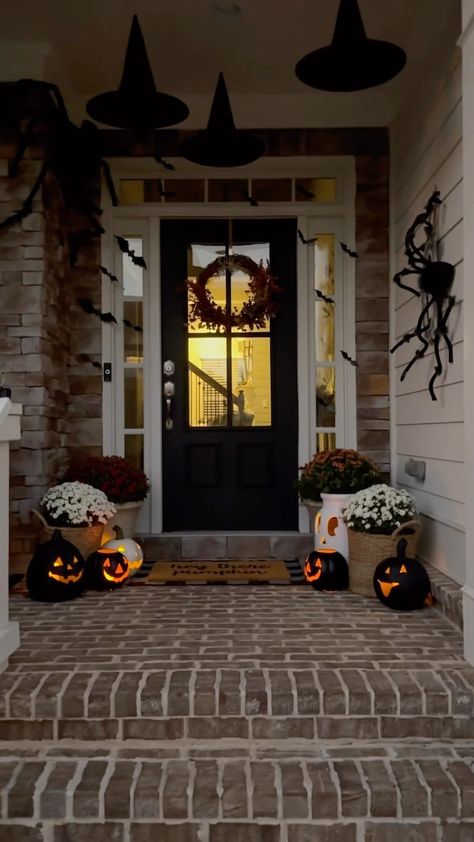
[
  {"x1": 31, "y1": 510, "x2": 104, "y2": 560},
  {"x1": 348, "y1": 520, "x2": 422, "y2": 598}
]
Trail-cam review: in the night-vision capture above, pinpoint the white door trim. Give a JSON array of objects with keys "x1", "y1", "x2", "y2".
[{"x1": 102, "y1": 156, "x2": 357, "y2": 534}]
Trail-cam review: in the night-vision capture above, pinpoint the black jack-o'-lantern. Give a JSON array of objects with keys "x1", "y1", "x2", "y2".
[
  {"x1": 86, "y1": 547, "x2": 129, "y2": 590},
  {"x1": 26, "y1": 530, "x2": 86, "y2": 602},
  {"x1": 304, "y1": 548, "x2": 349, "y2": 591},
  {"x1": 373, "y1": 539, "x2": 431, "y2": 611}
]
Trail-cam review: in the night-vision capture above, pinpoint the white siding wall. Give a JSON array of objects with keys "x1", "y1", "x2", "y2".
[{"x1": 391, "y1": 43, "x2": 464, "y2": 583}]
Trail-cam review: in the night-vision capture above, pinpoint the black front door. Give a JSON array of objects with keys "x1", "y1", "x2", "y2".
[{"x1": 161, "y1": 218, "x2": 298, "y2": 530}]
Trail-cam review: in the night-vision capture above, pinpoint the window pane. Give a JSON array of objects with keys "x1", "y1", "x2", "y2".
[
  {"x1": 124, "y1": 368, "x2": 144, "y2": 428},
  {"x1": 252, "y1": 178, "x2": 292, "y2": 202},
  {"x1": 125, "y1": 434, "x2": 144, "y2": 469},
  {"x1": 188, "y1": 243, "x2": 226, "y2": 333},
  {"x1": 231, "y1": 337, "x2": 271, "y2": 427},
  {"x1": 314, "y1": 235, "x2": 335, "y2": 296},
  {"x1": 162, "y1": 179, "x2": 205, "y2": 202},
  {"x1": 315, "y1": 302, "x2": 335, "y2": 362},
  {"x1": 316, "y1": 367, "x2": 335, "y2": 427},
  {"x1": 208, "y1": 179, "x2": 247, "y2": 202},
  {"x1": 316, "y1": 432, "x2": 336, "y2": 452},
  {"x1": 231, "y1": 242, "x2": 270, "y2": 334},
  {"x1": 119, "y1": 180, "x2": 144, "y2": 204},
  {"x1": 122, "y1": 237, "x2": 143, "y2": 297},
  {"x1": 295, "y1": 178, "x2": 336, "y2": 202},
  {"x1": 124, "y1": 302, "x2": 143, "y2": 363},
  {"x1": 188, "y1": 337, "x2": 227, "y2": 427}
]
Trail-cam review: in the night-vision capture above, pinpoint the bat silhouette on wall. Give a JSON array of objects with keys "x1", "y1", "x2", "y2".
[
  {"x1": 340, "y1": 350, "x2": 359, "y2": 367},
  {"x1": 315, "y1": 289, "x2": 335, "y2": 305},
  {"x1": 298, "y1": 229, "x2": 318, "y2": 245},
  {"x1": 340, "y1": 242, "x2": 358, "y2": 258},
  {"x1": 115, "y1": 236, "x2": 147, "y2": 269}
]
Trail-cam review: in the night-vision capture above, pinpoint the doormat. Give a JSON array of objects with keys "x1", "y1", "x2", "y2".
[{"x1": 131, "y1": 558, "x2": 305, "y2": 585}]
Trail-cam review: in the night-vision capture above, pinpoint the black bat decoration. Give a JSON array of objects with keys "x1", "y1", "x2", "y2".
[
  {"x1": 315, "y1": 288, "x2": 334, "y2": 305},
  {"x1": 99, "y1": 265, "x2": 119, "y2": 283},
  {"x1": 340, "y1": 350, "x2": 359, "y2": 367},
  {"x1": 296, "y1": 183, "x2": 316, "y2": 199},
  {"x1": 298, "y1": 229, "x2": 318, "y2": 245},
  {"x1": 115, "y1": 236, "x2": 147, "y2": 269},
  {"x1": 123, "y1": 319, "x2": 143, "y2": 333},
  {"x1": 77, "y1": 298, "x2": 118, "y2": 324},
  {"x1": 242, "y1": 191, "x2": 259, "y2": 207},
  {"x1": 340, "y1": 242, "x2": 358, "y2": 258},
  {"x1": 155, "y1": 155, "x2": 175, "y2": 171}
]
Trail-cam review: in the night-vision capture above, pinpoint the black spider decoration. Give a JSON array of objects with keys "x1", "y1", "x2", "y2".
[
  {"x1": 0, "y1": 79, "x2": 118, "y2": 265},
  {"x1": 390, "y1": 190, "x2": 456, "y2": 401}
]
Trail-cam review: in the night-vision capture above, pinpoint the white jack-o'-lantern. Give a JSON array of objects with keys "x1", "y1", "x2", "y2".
[
  {"x1": 101, "y1": 527, "x2": 144, "y2": 577},
  {"x1": 314, "y1": 493, "x2": 352, "y2": 561}
]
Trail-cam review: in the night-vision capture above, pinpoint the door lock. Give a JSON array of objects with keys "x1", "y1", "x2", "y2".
[
  {"x1": 163, "y1": 381, "x2": 175, "y2": 397},
  {"x1": 163, "y1": 359, "x2": 175, "y2": 376}
]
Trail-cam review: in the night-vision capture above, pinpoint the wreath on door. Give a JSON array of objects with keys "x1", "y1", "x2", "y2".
[{"x1": 187, "y1": 254, "x2": 282, "y2": 332}]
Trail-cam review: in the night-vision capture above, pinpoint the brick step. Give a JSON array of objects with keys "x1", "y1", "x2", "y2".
[
  {"x1": 3, "y1": 822, "x2": 474, "y2": 842},
  {"x1": 2, "y1": 714, "x2": 474, "y2": 742},
  {"x1": 1, "y1": 753, "x2": 474, "y2": 827},
  {"x1": 3, "y1": 667, "x2": 474, "y2": 720}
]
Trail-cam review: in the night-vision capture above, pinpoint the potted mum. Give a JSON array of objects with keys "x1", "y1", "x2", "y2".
[
  {"x1": 32, "y1": 481, "x2": 116, "y2": 558},
  {"x1": 63, "y1": 455, "x2": 150, "y2": 539},
  {"x1": 297, "y1": 449, "x2": 381, "y2": 559},
  {"x1": 342, "y1": 484, "x2": 421, "y2": 597}
]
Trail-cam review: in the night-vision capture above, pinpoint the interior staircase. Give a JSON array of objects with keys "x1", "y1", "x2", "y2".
[{"x1": 1, "y1": 571, "x2": 473, "y2": 841}]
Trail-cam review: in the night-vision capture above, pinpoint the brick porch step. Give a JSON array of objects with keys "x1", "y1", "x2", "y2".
[
  {"x1": 3, "y1": 587, "x2": 473, "y2": 837},
  {"x1": 1, "y1": 750, "x2": 474, "y2": 828}
]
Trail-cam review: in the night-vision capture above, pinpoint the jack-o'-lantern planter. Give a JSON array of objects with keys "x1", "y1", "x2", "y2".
[
  {"x1": 373, "y1": 539, "x2": 431, "y2": 611},
  {"x1": 304, "y1": 549, "x2": 349, "y2": 591},
  {"x1": 86, "y1": 547, "x2": 129, "y2": 590},
  {"x1": 314, "y1": 493, "x2": 352, "y2": 560},
  {"x1": 101, "y1": 527, "x2": 144, "y2": 577},
  {"x1": 26, "y1": 530, "x2": 86, "y2": 602}
]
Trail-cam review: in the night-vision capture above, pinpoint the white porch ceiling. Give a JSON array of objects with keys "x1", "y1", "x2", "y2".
[{"x1": 0, "y1": 0, "x2": 461, "y2": 128}]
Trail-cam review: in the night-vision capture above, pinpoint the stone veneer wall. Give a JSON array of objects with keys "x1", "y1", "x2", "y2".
[
  {"x1": 1, "y1": 125, "x2": 388, "y2": 572},
  {"x1": 0, "y1": 159, "x2": 102, "y2": 574}
]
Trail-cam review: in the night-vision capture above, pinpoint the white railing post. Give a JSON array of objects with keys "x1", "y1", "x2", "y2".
[{"x1": 0, "y1": 397, "x2": 22, "y2": 669}]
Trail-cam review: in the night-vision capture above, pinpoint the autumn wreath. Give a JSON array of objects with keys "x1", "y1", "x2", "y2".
[{"x1": 187, "y1": 254, "x2": 282, "y2": 332}]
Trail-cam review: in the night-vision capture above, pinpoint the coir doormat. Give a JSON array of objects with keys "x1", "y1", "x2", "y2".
[{"x1": 131, "y1": 558, "x2": 305, "y2": 585}]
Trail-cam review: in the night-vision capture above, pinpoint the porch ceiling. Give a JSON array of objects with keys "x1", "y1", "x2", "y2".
[{"x1": 0, "y1": 0, "x2": 461, "y2": 127}]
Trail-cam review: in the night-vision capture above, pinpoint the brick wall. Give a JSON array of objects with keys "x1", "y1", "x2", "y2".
[{"x1": 0, "y1": 159, "x2": 102, "y2": 573}]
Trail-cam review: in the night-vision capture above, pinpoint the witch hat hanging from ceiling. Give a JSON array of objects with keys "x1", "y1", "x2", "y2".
[
  {"x1": 295, "y1": 0, "x2": 406, "y2": 92},
  {"x1": 180, "y1": 72, "x2": 265, "y2": 167},
  {"x1": 86, "y1": 15, "x2": 189, "y2": 129}
]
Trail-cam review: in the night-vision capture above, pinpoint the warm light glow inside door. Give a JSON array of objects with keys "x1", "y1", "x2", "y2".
[{"x1": 187, "y1": 241, "x2": 272, "y2": 428}]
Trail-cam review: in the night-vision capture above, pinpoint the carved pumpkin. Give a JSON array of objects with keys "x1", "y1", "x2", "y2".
[
  {"x1": 304, "y1": 549, "x2": 349, "y2": 591},
  {"x1": 86, "y1": 547, "x2": 129, "y2": 590},
  {"x1": 101, "y1": 527, "x2": 143, "y2": 577},
  {"x1": 314, "y1": 493, "x2": 351, "y2": 560},
  {"x1": 373, "y1": 539, "x2": 431, "y2": 610},
  {"x1": 26, "y1": 530, "x2": 86, "y2": 602}
]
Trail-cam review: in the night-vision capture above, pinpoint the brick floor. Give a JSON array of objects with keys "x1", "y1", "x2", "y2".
[{"x1": 1, "y1": 586, "x2": 474, "y2": 840}]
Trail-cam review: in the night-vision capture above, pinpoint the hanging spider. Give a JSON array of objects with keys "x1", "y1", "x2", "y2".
[
  {"x1": 390, "y1": 190, "x2": 456, "y2": 401},
  {"x1": 0, "y1": 78, "x2": 118, "y2": 265}
]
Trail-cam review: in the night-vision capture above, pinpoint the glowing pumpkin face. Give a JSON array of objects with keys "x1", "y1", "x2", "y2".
[
  {"x1": 315, "y1": 512, "x2": 341, "y2": 547},
  {"x1": 373, "y1": 539, "x2": 431, "y2": 611},
  {"x1": 304, "y1": 549, "x2": 348, "y2": 591},
  {"x1": 86, "y1": 548, "x2": 129, "y2": 590},
  {"x1": 101, "y1": 538, "x2": 143, "y2": 577},
  {"x1": 26, "y1": 530, "x2": 86, "y2": 602}
]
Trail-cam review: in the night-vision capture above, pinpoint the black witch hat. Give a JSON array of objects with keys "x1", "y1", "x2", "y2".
[
  {"x1": 180, "y1": 73, "x2": 265, "y2": 167},
  {"x1": 295, "y1": 0, "x2": 406, "y2": 92},
  {"x1": 86, "y1": 15, "x2": 189, "y2": 129}
]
